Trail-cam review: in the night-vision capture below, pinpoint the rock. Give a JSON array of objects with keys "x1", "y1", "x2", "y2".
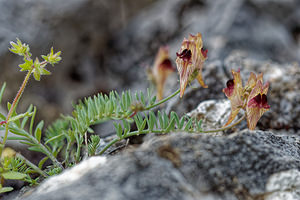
[
  {"x1": 186, "y1": 99, "x2": 232, "y2": 130},
  {"x1": 265, "y1": 169, "x2": 300, "y2": 200},
  {"x1": 17, "y1": 130, "x2": 300, "y2": 200},
  {"x1": 0, "y1": 0, "x2": 154, "y2": 123}
]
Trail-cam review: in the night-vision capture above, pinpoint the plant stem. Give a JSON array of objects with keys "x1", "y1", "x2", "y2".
[
  {"x1": 98, "y1": 115, "x2": 245, "y2": 155},
  {"x1": 16, "y1": 153, "x2": 48, "y2": 178},
  {"x1": 0, "y1": 70, "x2": 32, "y2": 157},
  {"x1": 84, "y1": 132, "x2": 88, "y2": 157},
  {"x1": 24, "y1": 132, "x2": 64, "y2": 169},
  {"x1": 6, "y1": 71, "x2": 32, "y2": 120},
  {"x1": 75, "y1": 140, "x2": 82, "y2": 163},
  {"x1": 200, "y1": 115, "x2": 246, "y2": 133},
  {"x1": 98, "y1": 138, "x2": 120, "y2": 155},
  {"x1": 144, "y1": 89, "x2": 180, "y2": 110},
  {"x1": 37, "y1": 140, "x2": 64, "y2": 169},
  {"x1": 64, "y1": 141, "x2": 72, "y2": 167},
  {"x1": 98, "y1": 130, "x2": 163, "y2": 155}
]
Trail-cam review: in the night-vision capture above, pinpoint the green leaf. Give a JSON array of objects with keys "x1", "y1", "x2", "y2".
[
  {"x1": 7, "y1": 102, "x2": 12, "y2": 112},
  {"x1": 34, "y1": 120, "x2": 44, "y2": 142},
  {"x1": 9, "y1": 38, "x2": 30, "y2": 56},
  {"x1": 7, "y1": 136, "x2": 29, "y2": 141},
  {"x1": 87, "y1": 127, "x2": 94, "y2": 133},
  {"x1": 30, "y1": 107, "x2": 37, "y2": 135},
  {"x1": 165, "y1": 117, "x2": 176, "y2": 133},
  {"x1": 133, "y1": 115, "x2": 141, "y2": 130},
  {"x1": 0, "y1": 187, "x2": 14, "y2": 193},
  {"x1": 1, "y1": 171, "x2": 27, "y2": 180},
  {"x1": 179, "y1": 117, "x2": 185, "y2": 129},
  {"x1": 8, "y1": 126, "x2": 29, "y2": 137},
  {"x1": 163, "y1": 112, "x2": 169, "y2": 129},
  {"x1": 0, "y1": 113, "x2": 6, "y2": 120},
  {"x1": 8, "y1": 112, "x2": 32, "y2": 123},
  {"x1": 184, "y1": 118, "x2": 193, "y2": 132},
  {"x1": 33, "y1": 69, "x2": 41, "y2": 81},
  {"x1": 20, "y1": 141, "x2": 35, "y2": 146},
  {"x1": 35, "y1": 128, "x2": 42, "y2": 143},
  {"x1": 140, "y1": 91, "x2": 145, "y2": 106},
  {"x1": 158, "y1": 111, "x2": 163, "y2": 129},
  {"x1": 0, "y1": 82, "x2": 6, "y2": 105},
  {"x1": 135, "y1": 91, "x2": 140, "y2": 101},
  {"x1": 150, "y1": 96, "x2": 156, "y2": 105},
  {"x1": 197, "y1": 119, "x2": 203, "y2": 132},
  {"x1": 147, "y1": 111, "x2": 155, "y2": 131},
  {"x1": 40, "y1": 68, "x2": 51, "y2": 75},
  {"x1": 44, "y1": 47, "x2": 62, "y2": 66},
  {"x1": 122, "y1": 120, "x2": 130, "y2": 136},
  {"x1": 139, "y1": 118, "x2": 147, "y2": 132},
  {"x1": 38, "y1": 157, "x2": 49, "y2": 169},
  {"x1": 28, "y1": 146, "x2": 44, "y2": 153},
  {"x1": 113, "y1": 122, "x2": 123, "y2": 138},
  {"x1": 44, "y1": 133, "x2": 65, "y2": 145},
  {"x1": 18, "y1": 59, "x2": 33, "y2": 72},
  {"x1": 21, "y1": 105, "x2": 33, "y2": 128}
]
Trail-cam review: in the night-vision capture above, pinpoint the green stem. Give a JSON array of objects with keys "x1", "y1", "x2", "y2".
[
  {"x1": 0, "y1": 70, "x2": 32, "y2": 157},
  {"x1": 98, "y1": 138, "x2": 120, "y2": 155},
  {"x1": 75, "y1": 140, "x2": 82, "y2": 163},
  {"x1": 26, "y1": 133, "x2": 64, "y2": 169},
  {"x1": 98, "y1": 115, "x2": 245, "y2": 155},
  {"x1": 16, "y1": 153, "x2": 48, "y2": 178},
  {"x1": 64, "y1": 140, "x2": 72, "y2": 167},
  {"x1": 144, "y1": 89, "x2": 180, "y2": 110},
  {"x1": 6, "y1": 71, "x2": 32, "y2": 120},
  {"x1": 98, "y1": 130, "x2": 163, "y2": 155},
  {"x1": 201, "y1": 115, "x2": 246, "y2": 133}
]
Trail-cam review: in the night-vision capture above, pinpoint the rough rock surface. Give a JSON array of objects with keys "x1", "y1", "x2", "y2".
[{"x1": 18, "y1": 130, "x2": 300, "y2": 200}]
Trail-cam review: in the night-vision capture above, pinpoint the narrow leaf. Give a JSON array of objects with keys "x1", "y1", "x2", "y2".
[
  {"x1": 8, "y1": 112, "x2": 32, "y2": 123},
  {"x1": 2, "y1": 171, "x2": 27, "y2": 180},
  {"x1": 30, "y1": 107, "x2": 37, "y2": 135},
  {"x1": 34, "y1": 120, "x2": 44, "y2": 142},
  {"x1": 28, "y1": 146, "x2": 44, "y2": 153},
  {"x1": 0, "y1": 82, "x2": 6, "y2": 105},
  {"x1": 0, "y1": 187, "x2": 14, "y2": 193},
  {"x1": 184, "y1": 118, "x2": 193, "y2": 132},
  {"x1": 38, "y1": 157, "x2": 49, "y2": 169},
  {"x1": 165, "y1": 117, "x2": 176, "y2": 133}
]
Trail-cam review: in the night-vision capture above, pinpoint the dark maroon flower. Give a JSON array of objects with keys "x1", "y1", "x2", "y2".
[
  {"x1": 160, "y1": 59, "x2": 174, "y2": 70},
  {"x1": 249, "y1": 94, "x2": 270, "y2": 109},
  {"x1": 201, "y1": 48, "x2": 208, "y2": 58},
  {"x1": 176, "y1": 49, "x2": 192, "y2": 61},
  {"x1": 224, "y1": 79, "x2": 235, "y2": 96}
]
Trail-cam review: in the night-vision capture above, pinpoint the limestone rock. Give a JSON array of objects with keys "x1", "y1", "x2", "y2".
[{"x1": 18, "y1": 130, "x2": 300, "y2": 200}]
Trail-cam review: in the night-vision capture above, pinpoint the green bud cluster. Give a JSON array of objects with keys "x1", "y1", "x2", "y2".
[{"x1": 9, "y1": 38, "x2": 61, "y2": 81}]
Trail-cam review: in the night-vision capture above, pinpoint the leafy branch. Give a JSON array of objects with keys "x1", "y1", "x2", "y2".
[{"x1": 0, "y1": 38, "x2": 63, "y2": 193}]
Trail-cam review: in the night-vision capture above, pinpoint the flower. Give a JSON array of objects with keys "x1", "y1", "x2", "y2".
[
  {"x1": 222, "y1": 69, "x2": 243, "y2": 126},
  {"x1": 223, "y1": 70, "x2": 270, "y2": 130},
  {"x1": 148, "y1": 47, "x2": 175, "y2": 101},
  {"x1": 176, "y1": 33, "x2": 208, "y2": 98},
  {"x1": 246, "y1": 79, "x2": 270, "y2": 130}
]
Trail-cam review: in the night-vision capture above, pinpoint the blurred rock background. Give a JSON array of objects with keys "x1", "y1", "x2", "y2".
[
  {"x1": 0, "y1": 0, "x2": 299, "y2": 126},
  {"x1": 1, "y1": 0, "x2": 300, "y2": 199}
]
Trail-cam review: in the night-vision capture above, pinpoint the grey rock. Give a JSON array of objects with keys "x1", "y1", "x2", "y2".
[
  {"x1": 0, "y1": 0, "x2": 154, "y2": 122},
  {"x1": 19, "y1": 130, "x2": 300, "y2": 200},
  {"x1": 187, "y1": 99, "x2": 232, "y2": 130},
  {"x1": 265, "y1": 169, "x2": 300, "y2": 200}
]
